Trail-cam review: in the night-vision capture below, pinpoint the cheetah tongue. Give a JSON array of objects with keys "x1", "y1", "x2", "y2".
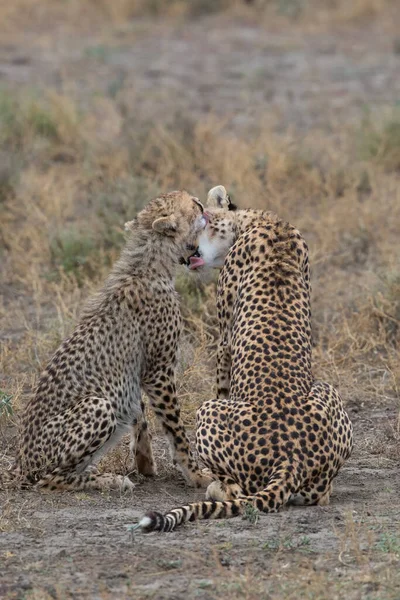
[{"x1": 189, "y1": 255, "x2": 206, "y2": 270}]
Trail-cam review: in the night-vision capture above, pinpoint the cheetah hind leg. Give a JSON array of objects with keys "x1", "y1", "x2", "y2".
[
  {"x1": 38, "y1": 467, "x2": 135, "y2": 492},
  {"x1": 290, "y1": 479, "x2": 333, "y2": 507},
  {"x1": 37, "y1": 396, "x2": 134, "y2": 492},
  {"x1": 130, "y1": 404, "x2": 156, "y2": 477}
]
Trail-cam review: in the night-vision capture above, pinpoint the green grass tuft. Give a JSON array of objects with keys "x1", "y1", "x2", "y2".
[
  {"x1": 242, "y1": 504, "x2": 260, "y2": 525},
  {"x1": 50, "y1": 229, "x2": 96, "y2": 282},
  {"x1": 0, "y1": 390, "x2": 13, "y2": 419},
  {"x1": 376, "y1": 532, "x2": 400, "y2": 555},
  {"x1": 357, "y1": 110, "x2": 400, "y2": 171}
]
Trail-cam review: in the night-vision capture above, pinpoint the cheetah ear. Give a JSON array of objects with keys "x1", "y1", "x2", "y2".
[
  {"x1": 124, "y1": 219, "x2": 137, "y2": 232},
  {"x1": 152, "y1": 215, "x2": 177, "y2": 237},
  {"x1": 207, "y1": 185, "x2": 228, "y2": 208},
  {"x1": 207, "y1": 185, "x2": 237, "y2": 211}
]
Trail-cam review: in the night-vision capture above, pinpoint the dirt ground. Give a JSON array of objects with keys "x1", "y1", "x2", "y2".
[
  {"x1": 1, "y1": 402, "x2": 400, "y2": 599},
  {"x1": 1, "y1": 4, "x2": 400, "y2": 599}
]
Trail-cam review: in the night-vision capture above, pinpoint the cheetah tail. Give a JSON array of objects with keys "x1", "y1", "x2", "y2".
[
  {"x1": 138, "y1": 499, "x2": 244, "y2": 533},
  {"x1": 137, "y1": 478, "x2": 297, "y2": 533}
]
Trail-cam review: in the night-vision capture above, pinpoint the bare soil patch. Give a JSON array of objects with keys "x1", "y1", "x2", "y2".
[
  {"x1": 1, "y1": 5, "x2": 400, "y2": 599},
  {"x1": 1, "y1": 404, "x2": 400, "y2": 599}
]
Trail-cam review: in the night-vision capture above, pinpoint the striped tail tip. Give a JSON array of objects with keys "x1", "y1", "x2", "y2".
[
  {"x1": 138, "y1": 509, "x2": 185, "y2": 533},
  {"x1": 138, "y1": 512, "x2": 165, "y2": 533}
]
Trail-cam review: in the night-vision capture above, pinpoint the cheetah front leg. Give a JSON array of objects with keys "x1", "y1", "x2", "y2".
[
  {"x1": 144, "y1": 368, "x2": 212, "y2": 488},
  {"x1": 216, "y1": 337, "x2": 231, "y2": 399},
  {"x1": 130, "y1": 401, "x2": 156, "y2": 476}
]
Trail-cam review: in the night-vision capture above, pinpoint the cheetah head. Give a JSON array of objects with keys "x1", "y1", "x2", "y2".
[
  {"x1": 125, "y1": 190, "x2": 208, "y2": 264},
  {"x1": 187, "y1": 185, "x2": 237, "y2": 270}
]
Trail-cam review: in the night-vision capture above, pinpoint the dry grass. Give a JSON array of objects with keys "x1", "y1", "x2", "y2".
[
  {"x1": 8, "y1": 511, "x2": 400, "y2": 600},
  {"x1": 1, "y1": 0, "x2": 396, "y2": 32},
  {"x1": 1, "y1": 88, "x2": 399, "y2": 426},
  {"x1": 0, "y1": 3, "x2": 400, "y2": 597},
  {"x1": 1, "y1": 89, "x2": 399, "y2": 480}
]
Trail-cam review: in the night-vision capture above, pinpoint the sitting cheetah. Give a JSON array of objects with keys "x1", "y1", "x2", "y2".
[
  {"x1": 138, "y1": 186, "x2": 353, "y2": 532},
  {"x1": 13, "y1": 191, "x2": 212, "y2": 492}
]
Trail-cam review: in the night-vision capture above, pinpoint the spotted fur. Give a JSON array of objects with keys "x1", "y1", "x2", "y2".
[
  {"x1": 12, "y1": 191, "x2": 213, "y2": 492},
  {"x1": 139, "y1": 186, "x2": 353, "y2": 532}
]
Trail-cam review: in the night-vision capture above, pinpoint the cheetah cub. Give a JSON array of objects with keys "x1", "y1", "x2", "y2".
[{"x1": 15, "y1": 191, "x2": 212, "y2": 492}]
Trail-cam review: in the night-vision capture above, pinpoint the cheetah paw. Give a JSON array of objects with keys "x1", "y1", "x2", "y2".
[
  {"x1": 206, "y1": 480, "x2": 226, "y2": 501},
  {"x1": 121, "y1": 476, "x2": 136, "y2": 491},
  {"x1": 193, "y1": 468, "x2": 215, "y2": 488},
  {"x1": 206, "y1": 480, "x2": 242, "y2": 501},
  {"x1": 109, "y1": 474, "x2": 135, "y2": 492}
]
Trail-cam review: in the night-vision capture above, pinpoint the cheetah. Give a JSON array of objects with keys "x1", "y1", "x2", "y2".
[
  {"x1": 12, "y1": 190, "x2": 213, "y2": 492},
  {"x1": 138, "y1": 185, "x2": 353, "y2": 531}
]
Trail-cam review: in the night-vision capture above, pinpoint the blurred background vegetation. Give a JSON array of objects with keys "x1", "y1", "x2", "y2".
[{"x1": 0, "y1": 0, "x2": 399, "y2": 458}]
